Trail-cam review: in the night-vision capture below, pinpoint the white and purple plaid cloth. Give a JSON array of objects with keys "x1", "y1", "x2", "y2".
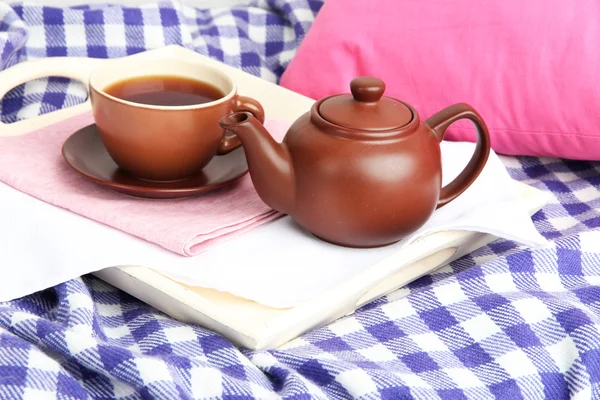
[{"x1": 1, "y1": 1, "x2": 600, "y2": 399}]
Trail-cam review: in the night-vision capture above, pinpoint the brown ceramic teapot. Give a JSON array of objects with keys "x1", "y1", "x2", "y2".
[{"x1": 219, "y1": 77, "x2": 491, "y2": 248}]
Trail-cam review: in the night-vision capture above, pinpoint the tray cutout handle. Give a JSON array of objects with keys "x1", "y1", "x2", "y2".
[
  {"x1": 0, "y1": 57, "x2": 104, "y2": 135},
  {"x1": 355, "y1": 247, "x2": 458, "y2": 308}
]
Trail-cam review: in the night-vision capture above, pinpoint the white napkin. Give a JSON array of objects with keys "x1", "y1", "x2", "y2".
[{"x1": 0, "y1": 141, "x2": 546, "y2": 307}]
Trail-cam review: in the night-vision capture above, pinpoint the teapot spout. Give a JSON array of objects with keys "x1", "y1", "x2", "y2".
[{"x1": 219, "y1": 111, "x2": 295, "y2": 214}]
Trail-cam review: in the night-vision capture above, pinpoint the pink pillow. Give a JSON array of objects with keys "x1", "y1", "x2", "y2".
[{"x1": 280, "y1": 0, "x2": 600, "y2": 160}]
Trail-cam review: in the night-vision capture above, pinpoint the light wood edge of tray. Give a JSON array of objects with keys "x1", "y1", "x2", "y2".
[
  {"x1": 0, "y1": 45, "x2": 313, "y2": 136},
  {"x1": 95, "y1": 182, "x2": 549, "y2": 350}
]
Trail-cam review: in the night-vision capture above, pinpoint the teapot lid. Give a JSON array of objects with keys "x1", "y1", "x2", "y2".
[{"x1": 318, "y1": 77, "x2": 412, "y2": 131}]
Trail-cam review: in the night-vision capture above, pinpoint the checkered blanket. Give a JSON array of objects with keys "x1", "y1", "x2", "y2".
[{"x1": 1, "y1": 1, "x2": 600, "y2": 399}]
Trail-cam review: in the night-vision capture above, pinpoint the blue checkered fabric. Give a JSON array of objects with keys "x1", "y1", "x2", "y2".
[{"x1": 2, "y1": 1, "x2": 600, "y2": 398}]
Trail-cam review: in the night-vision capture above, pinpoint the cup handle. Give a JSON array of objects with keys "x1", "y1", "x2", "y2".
[
  {"x1": 425, "y1": 103, "x2": 491, "y2": 209},
  {"x1": 0, "y1": 57, "x2": 104, "y2": 134},
  {"x1": 217, "y1": 95, "x2": 265, "y2": 155}
]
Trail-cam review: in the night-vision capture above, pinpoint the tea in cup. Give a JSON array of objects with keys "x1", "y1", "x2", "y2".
[{"x1": 88, "y1": 59, "x2": 264, "y2": 182}]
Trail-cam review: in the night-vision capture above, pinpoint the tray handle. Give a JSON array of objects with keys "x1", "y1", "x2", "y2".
[{"x1": 0, "y1": 57, "x2": 104, "y2": 135}]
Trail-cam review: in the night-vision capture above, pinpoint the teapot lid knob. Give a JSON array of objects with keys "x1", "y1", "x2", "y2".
[
  {"x1": 350, "y1": 77, "x2": 385, "y2": 102},
  {"x1": 318, "y1": 76, "x2": 412, "y2": 131}
]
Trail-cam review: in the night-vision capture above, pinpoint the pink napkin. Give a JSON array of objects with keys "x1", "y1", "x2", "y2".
[{"x1": 0, "y1": 112, "x2": 288, "y2": 256}]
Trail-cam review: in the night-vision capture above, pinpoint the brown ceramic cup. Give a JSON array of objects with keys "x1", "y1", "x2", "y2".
[{"x1": 88, "y1": 59, "x2": 264, "y2": 182}]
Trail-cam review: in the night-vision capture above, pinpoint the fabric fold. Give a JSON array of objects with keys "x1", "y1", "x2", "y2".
[{"x1": 0, "y1": 111, "x2": 289, "y2": 257}]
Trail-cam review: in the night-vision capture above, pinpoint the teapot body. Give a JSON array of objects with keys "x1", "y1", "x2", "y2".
[
  {"x1": 283, "y1": 104, "x2": 442, "y2": 247},
  {"x1": 219, "y1": 76, "x2": 491, "y2": 249}
]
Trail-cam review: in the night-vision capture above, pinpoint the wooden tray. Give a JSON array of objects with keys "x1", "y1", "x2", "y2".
[{"x1": 0, "y1": 45, "x2": 549, "y2": 350}]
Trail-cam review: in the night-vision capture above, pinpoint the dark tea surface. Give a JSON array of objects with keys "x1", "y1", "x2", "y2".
[{"x1": 103, "y1": 75, "x2": 225, "y2": 106}]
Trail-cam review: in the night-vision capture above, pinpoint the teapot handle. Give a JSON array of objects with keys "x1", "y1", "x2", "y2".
[{"x1": 425, "y1": 103, "x2": 491, "y2": 209}]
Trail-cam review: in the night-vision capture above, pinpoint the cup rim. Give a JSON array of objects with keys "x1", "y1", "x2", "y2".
[{"x1": 88, "y1": 59, "x2": 238, "y2": 111}]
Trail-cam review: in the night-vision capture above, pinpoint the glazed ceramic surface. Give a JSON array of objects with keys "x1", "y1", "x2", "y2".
[
  {"x1": 220, "y1": 77, "x2": 491, "y2": 248},
  {"x1": 88, "y1": 58, "x2": 263, "y2": 182},
  {"x1": 62, "y1": 124, "x2": 249, "y2": 199}
]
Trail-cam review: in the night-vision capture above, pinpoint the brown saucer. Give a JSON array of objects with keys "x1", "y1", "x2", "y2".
[{"x1": 62, "y1": 124, "x2": 249, "y2": 199}]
